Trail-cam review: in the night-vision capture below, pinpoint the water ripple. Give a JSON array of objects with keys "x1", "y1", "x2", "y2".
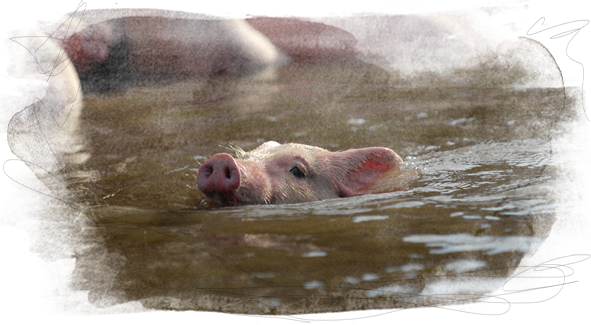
[{"x1": 403, "y1": 233, "x2": 533, "y2": 255}]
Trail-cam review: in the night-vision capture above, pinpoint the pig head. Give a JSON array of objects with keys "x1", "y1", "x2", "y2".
[{"x1": 197, "y1": 142, "x2": 403, "y2": 206}]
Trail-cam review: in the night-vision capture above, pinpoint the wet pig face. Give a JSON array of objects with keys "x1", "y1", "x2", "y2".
[{"x1": 196, "y1": 141, "x2": 403, "y2": 206}]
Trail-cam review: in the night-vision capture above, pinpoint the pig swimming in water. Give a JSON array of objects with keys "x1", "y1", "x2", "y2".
[{"x1": 196, "y1": 142, "x2": 403, "y2": 206}]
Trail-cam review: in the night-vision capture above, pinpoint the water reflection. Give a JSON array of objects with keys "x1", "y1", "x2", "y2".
[
  {"x1": 366, "y1": 279, "x2": 536, "y2": 298},
  {"x1": 403, "y1": 234, "x2": 533, "y2": 255},
  {"x1": 444, "y1": 259, "x2": 486, "y2": 273}
]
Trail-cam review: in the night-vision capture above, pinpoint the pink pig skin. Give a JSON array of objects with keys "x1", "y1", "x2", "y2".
[
  {"x1": 197, "y1": 142, "x2": 403, "y2": 206},
  {"x1": 35, "y1": 14, "x2": 113, "y2": 74},
  {"x1": 245, "y1": 0, "x2": 517, "y2": 58}
]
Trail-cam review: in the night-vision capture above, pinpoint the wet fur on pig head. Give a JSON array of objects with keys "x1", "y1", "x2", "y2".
[{"x1": 198, "y1": 141, "x2": 402, "y2": 205}]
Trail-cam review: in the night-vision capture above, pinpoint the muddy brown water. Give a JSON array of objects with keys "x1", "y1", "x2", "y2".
[{"x1": 45, "y1": 59, "x2": 574, "y2": 314}]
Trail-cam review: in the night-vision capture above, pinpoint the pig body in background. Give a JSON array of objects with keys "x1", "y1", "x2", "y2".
[
  {"x1": 197, "y1": 142, "x2": 403, "y2": 206},
  {"x1": 62, "y1": 12, "x2": 522, "y2": 83},
  {"x1": 35, "y1": 10, "x2": 122, "y2": 74},
  {"x1": 245, "y1": 0, "x2": 517, "y2": 58},
  {"x1": 106, "y1": 0, "x2": 516, "y2": 75}
]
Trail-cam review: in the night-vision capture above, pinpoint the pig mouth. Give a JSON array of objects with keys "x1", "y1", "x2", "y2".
[
  {"x1": 203, "y1": 187, "x2": 271, "y2": 206},
  {"x1": 204, "y1": 192, "x2": 260, "y2": 206},
  {"x1": 203, "y1": 190, "x2": 244, "y2": 206},
  {"x1": 202, "y1": 182, "x2": 274, "y2": 206}
]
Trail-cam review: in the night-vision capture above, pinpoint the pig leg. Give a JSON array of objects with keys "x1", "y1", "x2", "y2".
[
  {"x1": 0, "y1": 2, "x2": 82, "y2": 117},
  {"x1": 35, "y1": 14, "x2": 116, "y2": 74},
  {"x1": 246, "y1": 0, "x2": 516, "y2": 57},
  {"x1": 107, "y1": 8, "x2": 289, "y2": 74}
]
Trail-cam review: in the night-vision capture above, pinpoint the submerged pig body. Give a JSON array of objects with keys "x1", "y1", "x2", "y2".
[{"x1": 197, "y1": 142, "x2": 403, "y2": 206}]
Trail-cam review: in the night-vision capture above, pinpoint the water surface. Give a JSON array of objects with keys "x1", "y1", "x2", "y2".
[{"x1": 56, "y1": 59, "x2": 574, "y2": 313}]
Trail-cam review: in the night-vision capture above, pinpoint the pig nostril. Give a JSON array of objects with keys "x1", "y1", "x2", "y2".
[
  {"x1": 225, "y1": 168, "x2": 232, "y2": 179},
  {"x1": 203, "y1": 166, "x2": 213, "y2": 176}
]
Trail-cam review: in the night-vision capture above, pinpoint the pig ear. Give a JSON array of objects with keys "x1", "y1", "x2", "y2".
[
  {"x1": 333, "y1": 147, "x2": 402, "y2": 197},
  {"x1": 257, "y1": 141, "x2": 280, "y2": 150}
]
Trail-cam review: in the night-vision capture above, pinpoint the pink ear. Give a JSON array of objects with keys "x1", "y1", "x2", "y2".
[
  {"x1": 333, "y1": 147, "x2": 402, "y2": 197},
  {"x1": 256, "y1": 141, "x2": 280, "y2": 151}
]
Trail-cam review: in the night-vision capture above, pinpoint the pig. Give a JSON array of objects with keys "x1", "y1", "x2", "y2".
[
  {"x1": 196, "y1": 141, "x2": 403, "y2": 206},
  {"x1": 245, "y1": 0, "x2": 517, "y2": 58},
  {"x1": 23, "y1": 7, "x2": 558, "y2": 101},
  {"x1": 35, "y1": 9, "x2": 123, "y2": 75},
  {"x1": 40, "y1": 9, "x2": 553, "y2": 95},
  {"x1": 106, "y1": 0, "x2": 517, "y2": 75},
  {"x1": 105, "y1": 7, "x2": 290, "y2": 75}
]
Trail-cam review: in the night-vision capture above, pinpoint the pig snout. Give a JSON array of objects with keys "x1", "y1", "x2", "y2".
[
  {"x1": 197, "y1": 153, "x2": 241, "y2": 195},
  {"x1": 74, "y1": 19, "x2": 113, "y2": 63}
]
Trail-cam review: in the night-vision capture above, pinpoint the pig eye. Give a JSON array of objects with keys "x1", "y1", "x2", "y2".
[{"x1": 290, "y1": 166, "x2": 306, "y2": 179}]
